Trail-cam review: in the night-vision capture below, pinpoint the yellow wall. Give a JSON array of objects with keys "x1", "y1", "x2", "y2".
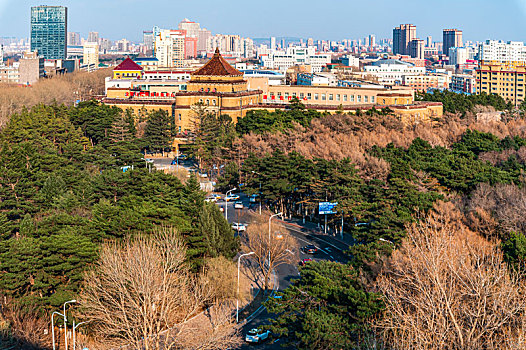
[
  {"x1": 477, "y1": 61, "x2": 526, "y2": 106},
  {"x1": 113, "y1": 70, "x2": 143, "y2": 80}
]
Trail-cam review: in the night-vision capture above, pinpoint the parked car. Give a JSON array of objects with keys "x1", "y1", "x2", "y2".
[
  {"x1": 212, "y1": 194, "x2": 222, "y2": 201},
  {"x1": 302, "y1": 245, "x2": 318, "y2": 254},
  {"x1": 225, "y1": 194, "x2": 240, "y2": 202},
  {"x1": 199, "y1": 172, "x2": 208, "y2": 178},
  {"x1": 231, "y1": 223, "x2": 247, "y2": 232},
  {"x1": 299, "y1": 258, "x2": 313, "y2": 266},
  {"x1": 245, "y1": 328, "x2": 271, "y2": 343},
  {"x1": 234, "y1": 201, "x2": 244, "y2": 209},
  {"x1": 171, "y1": 159, "x2": 177, "y2": 165},
  {"x1": 249, "y1": 194, "x2": 258, "y2": 203},
  {"x1": 219, "y1": 206, "x2": 224, "y2": 213},
  {"x1": 275, "y1": 232, "x2": 284, "y2": 240}
]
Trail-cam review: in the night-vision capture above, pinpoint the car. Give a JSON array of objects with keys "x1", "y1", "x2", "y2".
[
  {"x1": 302, "y1": 245, "x2": 318, "y2": 254},
  {"x1": 234, "y1": 201, "x2": 244, "y2": 209},
  {"x1": 212, "y1": 194, "x2": 222, "y2": 201},
  {"x1": 249, "y1": 194, "x2": 258, "y2": 203},
  {"x1": 171, "y1": 159, "x2": 178, "y2": 165},
  {"x1": 275, "y1": 232, "x2": 284, "y2": 240},
  {"x1": 199, "y1": 172, "x2": 208, "y2": 178},
  {"x1": 225, "y1": 194, "x2": 240, "y2": 202},
  {"x1": 219, "y1": 206, "x2": 224, "y2": 213},
  {"x1": 245, "y1": 328, "x2": 271, "y2": 343},
  {"x1": 177, "y1": 154, "x2": 188, "y2": 160},
  {"x1": 299, "y1": 258, "x2": 313, "y2": 266},
  {"x1": 205, "y1": 195, "x2": 217, "y2": 203},
  {"x1": 231, "y1": 223, "x2": 247, "y2": 232}
]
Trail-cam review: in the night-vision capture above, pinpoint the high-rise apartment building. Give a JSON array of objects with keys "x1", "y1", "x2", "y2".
[
  {"x1": 270, "y1": 37, "x2": 276, "y2": 51},
  {"x1": 178, "y1": 19, "x2": 200, "y2": 38},
  {"x1": 409, "y1": 39, "x2": 425, "y2": 59},
  {"x1": 477, "y1": 40, "x2": 526, "y2": 63},
  {"x1": 30, "y1": 6, "x2": 67, "y2": 59},
  {"x1": 426, "y1": 36, "x2": 433, "y2": 47},
  {"x1": 155, "y1": 29, "x2": 186, "y2": 67},
  {"x1": 67, "y1": 32, "x2": 80, "y2": 46},
  {"x1": 443, "y1": 29, "x2": 463, "y2": 56},
  {"x1": 197, "y1": 28, "x2": 211, "y2": 55},
  {"x1": 83, "y1": 42, "x2": 99, "y2": 70},
  {"x1": 393, "y1": 24, "x2": 416, "y2": 55},
  {"x1": 477, "y1": 61, "x2": 526, "y2": 106},
  {"x1": 369, "y1": 34, "x2": 376, "y2": 48},
  {"x1": 143, "y1": 31, "x2": 154, "y2": 51},
  {"x1": 88, "y1": 32, "x2": 99, "y2": 44}
]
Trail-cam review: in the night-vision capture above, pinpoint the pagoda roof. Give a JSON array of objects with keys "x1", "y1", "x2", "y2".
[
  {"x1": 192, "y1": 48, "x2": 243, "y2": 77},
  {"x1": 114, "y1": 57, "x2": 143, "y2": 71}
]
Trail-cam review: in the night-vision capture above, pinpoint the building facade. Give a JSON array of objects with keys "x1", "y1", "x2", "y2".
[
  {"x1": 409, "y1": 39, "x2": 425, "y2": 59},
  {"x1": 477, "y1": 40, "x2": 526, "y2": 63},
  {"x1": 393, "y1": 24, "x2": 416, "y2": 55},
  {"x1": 83, "y1": 42, "x2": 99, "y2": 70},
  {"x1": 476, "y1": 60, "x2": 526, "y2": 106},
  {"x1": 443, "y1": 29, "x2": 463, "y2": 56},
  {"x1": 30, "y1": 6, "x2": 67, "y2": 60},
  {"x1": 154, "y1": 29, "x2": 186, "y2": 68}
]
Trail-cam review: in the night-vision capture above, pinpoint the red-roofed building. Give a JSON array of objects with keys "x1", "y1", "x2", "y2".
[{"x1": 112, "y1": 57, "x2": 143, "y2": 79}]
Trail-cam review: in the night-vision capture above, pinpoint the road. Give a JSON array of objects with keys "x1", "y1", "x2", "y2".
[
  {"x1": 150, "y1": 158, "x2": 351, "y2": 349},
  {"x1": 219, "y1": 193, "x2": 351, "y2": 349}
]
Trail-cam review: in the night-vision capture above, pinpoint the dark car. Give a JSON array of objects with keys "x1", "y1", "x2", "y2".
[{"x1": 302, "y1": 245, "x2": 318, "y2": 254}]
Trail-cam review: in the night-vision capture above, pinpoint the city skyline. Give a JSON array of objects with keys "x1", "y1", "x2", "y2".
[{"x1": 1, "y1": 0, "x2": 526, "y2": 43}]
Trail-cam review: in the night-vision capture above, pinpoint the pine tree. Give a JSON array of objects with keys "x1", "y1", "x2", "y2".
[
  {"x1": 109, "y1": 114, "x2": 133, "y2": 143},
  {"x1": 143, "y1": 109, "x2": 172, "y2": 152}
]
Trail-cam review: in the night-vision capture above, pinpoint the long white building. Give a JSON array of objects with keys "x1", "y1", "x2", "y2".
[
  {"x1": 261, "y1": 46, "x2": 331, "y2": 73},
  {"x1": 363, "y1": 59, "x2": 425, "y2": 85},
  {"x1": 477, "y1": 40, "x2": 526, "y2": 63}
]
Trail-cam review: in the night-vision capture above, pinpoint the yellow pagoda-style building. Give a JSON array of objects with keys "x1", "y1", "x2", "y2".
[
  {"x1": 103, "y1": 48, "x2": 262, "y2": 134},
  {"x1": 102, "y1": 49, "x2": 443, "y2": 137}
]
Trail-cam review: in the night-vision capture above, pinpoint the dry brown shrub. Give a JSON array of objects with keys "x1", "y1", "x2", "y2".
[
  {"x1": 376, "y1": 202, "x2": 526, "y2": 350},
  {"x1": 0, "y1": 68, "x2": 110, "y2": 128},
  {"x1": 0, "y1": 299, "x2": 49, "y2": 350}
]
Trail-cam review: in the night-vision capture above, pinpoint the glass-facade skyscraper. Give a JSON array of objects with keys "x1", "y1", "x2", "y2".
[{"x1": 30, "y1": 6, "x2": 67, "y2": 60}]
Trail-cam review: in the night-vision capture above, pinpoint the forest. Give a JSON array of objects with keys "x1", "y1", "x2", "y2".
[{"x1": 2, "y1": 89, "x2": 526, "y2": 349}]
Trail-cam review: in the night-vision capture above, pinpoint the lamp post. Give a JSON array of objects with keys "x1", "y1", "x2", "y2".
[
  {"x1": 63, "y1": 299, "x2": 76, "y2": 350},
  {"x1": 251, "y1": 171, "x2": 262, "y2": 215},
  {"x1": 225, "y1": 187, "x2": 237, "y2": 221},
  {"x1": 51, "y1": 311, "x2": 65, "y2": 350},
  {"x1": 236, "y1": 251, "x2": 255, "y2": 323},
  {"x1": 72, "y1": 320, "x2": 90, "y2": 350},
  {"x1": 268, "y1": 212, "x2": 283, "y2": 267}
]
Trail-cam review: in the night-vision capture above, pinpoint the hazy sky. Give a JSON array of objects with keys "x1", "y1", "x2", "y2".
[{"x1": 1, "y1": 0, "x2": 526, "y2": 43}]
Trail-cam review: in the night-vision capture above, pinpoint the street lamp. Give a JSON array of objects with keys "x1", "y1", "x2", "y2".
[
  {"x1": 236, "y1": 251, "x2": 255, "y2": 323},
  {"x1": 72, "y1": 320, "x2": 90, "y2": 350},
  {"x1": 225, "y1": 187, "x2": 237, "y2": 221},
  {"x1": 251, "y1": 171, "x2": 262, "y2": 215},
  {"x1": 51, "y1": 311, "x2": 65, "y2": 350},
  {"x1": 63, "y1": 299, "x2": 76, "y2": 350},
  {"x1": 268, "y1": 212, "x2": 283, "y2": 267}
]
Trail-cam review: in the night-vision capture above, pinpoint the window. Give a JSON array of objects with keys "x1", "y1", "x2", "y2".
[
  {"x1": 307, "y1": 93, "x2": 312, "y2": 100},
  {"x1": 300, "y1": 93, "x2": 304, "y2": 99},
  {"x1": 178, "y1": 113, "x2": 181, "y2": 121},
  {"x1": 343, "y1": 95, "x2": 347, "y2": 101},
  {"x1": 213, "y1": 100, "x2": 217, "y2": 106},
  {"x1": 364, "y1": 96, "x2": 368, "y2": 103},
  {"x1": 328, "y1": 94, "x2": 333, "y2": 101},
  {"x1": 321, "y1": 94, "x2": 326, "y2": 100},
  {"x1": 350, "y1": 95, "x2": 355, "y2": 102},
  {"x1": 277, "y1": 92, "x2": 282, "y2": 97},
  {"x1": 336, "y1": 94, "x2": 340, "y2": 101},
  {"x1": 285, "y1": 93, "x2": 289, "y2": 98},
  {"x1": 357, "y1": 95, "x2": 361, "y2": 102},
  {"x1": 206, "y1": 99, "x2": 209, "y2": 105},
  {"x1": 314, "y1": 93, "x2": 319, "y2": 100},
  {"x1": 371, "y1": 96, "x2": 375, "y2": 103},
  {"x1": 199, "y1": 99, "x2": 203, "y2": 103}
]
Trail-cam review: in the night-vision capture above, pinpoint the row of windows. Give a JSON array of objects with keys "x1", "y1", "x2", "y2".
[{"x1": 271, "y1": 92, "x2": 375, "y2": 103}]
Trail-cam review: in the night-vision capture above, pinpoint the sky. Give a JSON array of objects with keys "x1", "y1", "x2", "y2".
[{"x1": 1, "y1": 0, "x2": 526, "y2": 43}]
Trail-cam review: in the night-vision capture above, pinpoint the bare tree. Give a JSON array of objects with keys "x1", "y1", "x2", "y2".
[
  {"x1": 240, "y1": 213, "x2": 299, "y2": 290},
  {"x1": 375, "y1": 202, "x2": 526, "y2": 349},
  {"x1": 79, "y1": 227, "x2": 240, "y2": 350}
]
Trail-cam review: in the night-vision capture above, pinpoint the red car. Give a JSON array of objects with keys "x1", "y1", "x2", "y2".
[{"x1": 299, "y1": 258, "x2": 313, "y2": 266}]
